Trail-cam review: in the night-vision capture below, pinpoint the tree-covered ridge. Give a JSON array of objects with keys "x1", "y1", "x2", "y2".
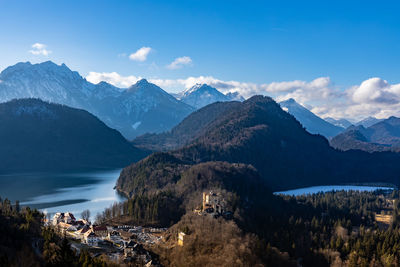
[
  {"x1": 132, "y1": 101, "x2": 242, "y2": 151},
  {"x1": 164, "y1": 190, "x2": 400, "y2": 266},
  {"x1": 0, "y1": 98, "x2": 147, "y2": 172},
  {"x1": 331, "y1": 117, "x2": 400, "y2": 152},
  {"x1": 113, "y1": 95, "x2": 400, "y2": 266},
  {"x1": 112, "y1": 161, "x2": 265, "y2": 228},
  {"x1": 117, "y1": 152, "x2": 189, "y2": 197},
  {"x1": 115, "y1": 171, "x2": 400, "y2": 266},
  {"x1": 120, "y1": 95, "x2": 400, "y2": 193},
  {"x1": 0, "y1": 197, "x2": 112, "y2": 267}
]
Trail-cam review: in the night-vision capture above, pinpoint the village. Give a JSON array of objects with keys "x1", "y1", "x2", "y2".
[
  {"x1": 49, "y1": 212, "x2": 166, "y2": 266},
  {"x1": 48, "y1": 191, "x2": 230, "y2": 265}
]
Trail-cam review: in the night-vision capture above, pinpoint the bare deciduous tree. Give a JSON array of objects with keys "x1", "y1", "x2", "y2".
[{"x1": 81, "y1": 209, "x2": 90, "y2": 222}]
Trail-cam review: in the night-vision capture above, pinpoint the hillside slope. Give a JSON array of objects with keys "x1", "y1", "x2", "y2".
[
  {"x1": 132, "y1": 101, "x2": 242, "y2": 151},
  {"x1": 280, "y1": 98, "x2": 344, "y2": 138},
  {"x1": 331, "y1": 117, "x2": 400, "y2": 152},
  {"x1": 119, "y1": 96, "x2": 400, "y2": 192},
  {"x1": 0, "y1": 99, "x2": 147, "y2": 172}
]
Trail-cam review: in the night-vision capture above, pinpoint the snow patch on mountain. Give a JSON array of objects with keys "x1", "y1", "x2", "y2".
[
  {"x1": 325, "y1": 117, "x2": 353, "y2": 129},
  {"x1": 132, "y1": 121, "x2": 142, "y2": 129},
  {"x1": 178, "y1": 83, "x2": 244, "y2": 109}
]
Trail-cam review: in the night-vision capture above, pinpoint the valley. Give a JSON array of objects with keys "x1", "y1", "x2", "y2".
[
  {"x1": 2, "y1": 62, "x2": 400, "y2": 266},
  {"x1": 4, "y1": 1, "x2": 400, "y2": 266}
]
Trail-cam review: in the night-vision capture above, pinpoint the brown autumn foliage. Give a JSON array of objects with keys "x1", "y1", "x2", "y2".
[{"x1": 154, "y1": 213, "x2": 295, "y2": 267}]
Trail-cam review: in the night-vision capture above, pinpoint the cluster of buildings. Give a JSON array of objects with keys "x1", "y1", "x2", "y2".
[
  {"x1": 52, "y1": 212, "x2": 108, "y2": 246},
  {"x1": 51, "y1": 212, "x2": 164, "y2": 265}
]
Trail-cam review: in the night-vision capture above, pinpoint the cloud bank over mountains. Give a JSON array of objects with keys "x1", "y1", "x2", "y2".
[{"x1": 86, "y1": 71, "x2": 400, "y2": 121}]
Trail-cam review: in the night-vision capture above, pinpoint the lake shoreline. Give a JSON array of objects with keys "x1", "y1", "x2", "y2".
[
  {"x1": 275, "y1": 184, "x2": 396, "y2": 196},
  {"x1": 0, "y1": 168, "x2": 125, "y2": 221}
]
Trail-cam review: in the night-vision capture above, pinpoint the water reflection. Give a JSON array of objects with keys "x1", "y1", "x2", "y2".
[{"x1": 0, "y1": 169, "x2": 125, "y2": 221}]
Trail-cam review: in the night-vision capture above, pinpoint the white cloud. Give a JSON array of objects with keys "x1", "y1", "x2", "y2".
[
  {"x1": 351, "y1": 78, "x2": 399, "y2": 104},
  {"x1": 167, "y1": 56, "x2": 192, "y2": 70},
  {"x1": 85, "y1": 70, "x2": 400, "y2": 121},
  {"x1": 29, "y1": 43, "x2": 52, "y2": 56},
  {"x1": 86, "y1": 72, "x2": 141, "y2": 88},
  {"x1": 129, "y1": 47, "x2": 152, "y2": 62}
]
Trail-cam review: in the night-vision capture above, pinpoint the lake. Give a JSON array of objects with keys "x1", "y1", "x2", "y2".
[
  {"x1": 0, "y1": 169, "x2": 125, "y2": 221},
  {"x1": 275, "y1": 185, "x2": 395, "y2": 196}
]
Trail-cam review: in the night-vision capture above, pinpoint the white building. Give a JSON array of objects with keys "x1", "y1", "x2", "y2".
[
  {"x1": 52, "y1": 212, "x2": 76, "y2": 226},
  {"x1": 52, "y1": 212, "x2": 64, "y2": 226},
  {"x1": 84, "y1": 230, "x2": 98, "y2": 246},
  {"x1": 63, "y1": 212, "x2": 76, "y2": 223},
  {"x1": 107, "y1": 230, "x2": 121, "y2": 242}
]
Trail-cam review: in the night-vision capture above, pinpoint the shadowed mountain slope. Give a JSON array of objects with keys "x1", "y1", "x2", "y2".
[
  {"x1": 0, "y1": 98, "x2": 147, "y2": 172},
  {"x1": 119, "y1": 96, "x2": 400, "y2": 193}
]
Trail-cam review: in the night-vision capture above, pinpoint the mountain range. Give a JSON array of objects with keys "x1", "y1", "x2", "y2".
[
  {"x1": 118, "y1": 95, "x2": 400, "y2": 194},
  {"x1": 0, "y1": 98, "x2": 146, "y2": 172},
  {"x1": 330, "y1": 116, "x2": 400, "y2": 152},
  {"x1": 0, "y1": 61, "x2": 393, "y2": 146},
  {"x1": 355, "y1": 116, "x2": 384, "y2": 128},
  {"x1": 0, "y1": 61, "x2": 194, "y2": 139}
]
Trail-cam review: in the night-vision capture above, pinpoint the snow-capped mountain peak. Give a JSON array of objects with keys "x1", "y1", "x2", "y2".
[
  {"x1": 0, "y1": 61, "x2": 194, "y2": 139},
  {"x1": 182, "y1": 83, "x2": 207, "y2": 95},
  {"x1": 179, "y1": 83, "x2": 243, "y2": 109}
]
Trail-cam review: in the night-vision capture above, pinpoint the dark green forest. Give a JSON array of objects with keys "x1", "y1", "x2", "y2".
[
  {"x1": 0, "y1": 99, "x2": 147, "y2": 172},
  {"x1": 105, "y1": 157, "x2": 400, "y2": 266},
  {"x1": 101, "y1": 188, "x2": 400, "y2": 266},
  {"x1": 0, "y1": 198, "x2": 112, "y2": 267},
  {"x1": 129, "y1": 96, "x2": 400, "y2": 192}
]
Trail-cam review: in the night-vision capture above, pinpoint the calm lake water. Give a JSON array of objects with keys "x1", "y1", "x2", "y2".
[
  {"x1": 275, "y1": 185, "x2": 395, "y2": 196},
  {"x1": 0, "y1": 169, "x2": 125, "y2": 221}
]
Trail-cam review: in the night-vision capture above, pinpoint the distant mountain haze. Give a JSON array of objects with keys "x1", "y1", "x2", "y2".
[
  {"x1": 355, "y1": 116, "x2": 384, "y2": 128},
  {"x1": 279, "y1": 98, "x2": 344, "y2": 138},
  {"x1": 331, "y1": 116, "x2": 400, "y2": 152},
  {"x1": 0, "y1": 99, "x2": 147, "y2": 172},
  {"x1": 0, "y1": 61, "x2": 194, "y2": 139},
  {"x1": 325, "y1": 117, "x2": 353, "y2": 129}
]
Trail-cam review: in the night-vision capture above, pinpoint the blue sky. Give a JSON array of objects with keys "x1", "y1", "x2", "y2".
[{"x1": 1, "y1": 0, "x2": 400, "y2": 119}]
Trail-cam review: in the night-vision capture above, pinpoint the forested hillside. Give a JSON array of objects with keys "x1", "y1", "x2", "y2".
[
  {"x1": 331, "y1": 117, "x2": 400, "y2": 152},
  {"x1": 0, "y1": 99, "x2": 147, "y2": 172},
  {"x1": 122, "y1": 96, "x2": 400, "y2": 192},
  {"x1": 132, "y1": 101, "x2": 242, "y2": 151}
]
